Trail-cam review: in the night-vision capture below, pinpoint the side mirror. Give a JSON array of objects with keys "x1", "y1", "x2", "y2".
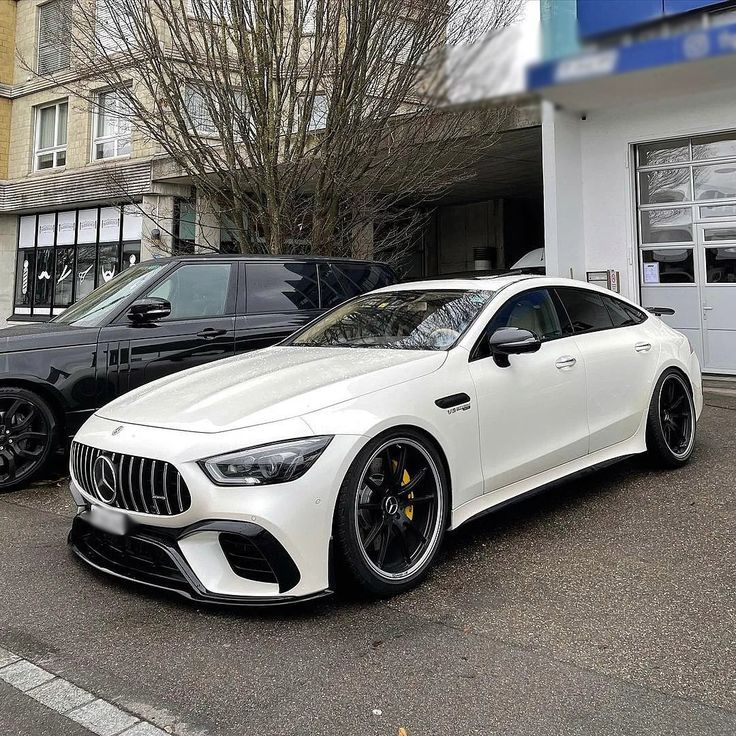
[
  {"x1": 127, "y1": 297, "x2": 171, "y2": 323},
  {"x1": 488, "y1": 327, "x2": 541, "y2": 368}
]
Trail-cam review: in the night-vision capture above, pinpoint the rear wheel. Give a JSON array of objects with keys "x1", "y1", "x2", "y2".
[
  {"x1": 334, "y1": 430, "x2": 447, "y2": 597},
  {"x1": 646, "y1": 370, "x2": 696, "y2": 468},
  {"x1": 0, "y1": 387, "x2": 56, "y2": 493}
]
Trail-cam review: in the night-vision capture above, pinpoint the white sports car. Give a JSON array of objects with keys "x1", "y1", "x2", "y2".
[{"x1": 68, "y1": 276, "x2": 702, "y2": 604}]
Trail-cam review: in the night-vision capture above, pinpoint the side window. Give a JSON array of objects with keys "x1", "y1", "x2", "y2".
[
  {"x1": 146, "y1": 263, "x2": 233, "y2": 320},
  {"x1": 602, "y1": 295, "x2": 648, "y2": 328},
  {"x1": 475, "y1": 288, "x2": 562, "y2": 359},
  {"x1": 246, "y1": 262, "x2": 319, "y2": 313},
  {"x1": 319, "y1": 263, "x2": 394, "y2": 308},
  {"x1": 555, "y1": 288, "x2": 614, "y2": 334}
]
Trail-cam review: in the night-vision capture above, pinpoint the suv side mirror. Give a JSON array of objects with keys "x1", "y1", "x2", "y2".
[
  {"x1": 488, "y1": 327, "x2": 541, "y2": 368},
  {"x1": 127, "y1": 297, "x2": 171, "y2": 323}
]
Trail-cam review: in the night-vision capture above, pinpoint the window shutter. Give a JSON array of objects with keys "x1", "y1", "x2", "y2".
[{"x1": 38, "y1": 1, "x2": 71, "y2": 75}]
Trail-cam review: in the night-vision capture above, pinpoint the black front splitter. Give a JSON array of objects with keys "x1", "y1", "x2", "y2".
[{"x1": 68, "y1": 512, "x2": 333, "y2": 608}]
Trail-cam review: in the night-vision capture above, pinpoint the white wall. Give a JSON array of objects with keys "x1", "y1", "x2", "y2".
[{"x1": 544, "y1": 84, "x2": 736, "y2": 301}]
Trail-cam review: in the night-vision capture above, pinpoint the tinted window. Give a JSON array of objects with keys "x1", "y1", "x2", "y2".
[
  {"x1": 246, "y1": 262, "x2": 319, "y2": 313},
  {"x1": 488, "y1": 288, "x2": 563, "y2": 341},
  {"x1": 602, "y1": 295, "x2": 648, "y2": 328},
  {"x1": 147, "y1": 263, "x2": 232, "y2": 320},
  {"x1": 319, "y1": 263, "x2": 394, "y2": 308},
  {"x1": 556, "y1": 288, "x2": 614, "y2": 333}
]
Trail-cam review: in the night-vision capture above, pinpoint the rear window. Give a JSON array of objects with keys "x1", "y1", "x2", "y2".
[
  {"x1": 246, "y1": 262, "x2": 319, "y2": 313},
  {"x1": 602, "y1": 295, "x2": 648, "y2": 328},
  {"x1": 319, "y1": 263, "x2": 395, "y2": 308},
  {"x1": 555, "y1": 288, "x2": 614, "y2": 333}
]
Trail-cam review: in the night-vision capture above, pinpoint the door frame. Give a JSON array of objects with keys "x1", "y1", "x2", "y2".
[{"x1": 696, "y1": 220, "x2": 736, "y2": 375}]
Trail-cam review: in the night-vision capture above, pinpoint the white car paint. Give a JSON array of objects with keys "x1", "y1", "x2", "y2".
[{"x1": 69, "y1": 275, "x2": 703, "y2": 603}]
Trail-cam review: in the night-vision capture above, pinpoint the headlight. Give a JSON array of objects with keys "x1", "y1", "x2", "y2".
[{"x1": 199, "y1": 436, "x2": 333, "y2": 486}]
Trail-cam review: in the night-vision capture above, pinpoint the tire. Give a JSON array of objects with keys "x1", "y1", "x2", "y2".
[
  {"x1": 0, "y1": 387, "x2": 57, "y2": 493},
  {"x1": 334, "y1": 429, "x2": 448, "y2": 597},
  {"x1": 646, "y1": 369, "x2": 696, "y2": 469}
]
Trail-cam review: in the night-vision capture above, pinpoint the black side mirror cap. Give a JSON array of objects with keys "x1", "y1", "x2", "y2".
[
  {"x1": 127, "y1": 297, "x2": 171, "y2": 323},
  {"x1": 645, "y1": 306, "x2": 675, "y2": 316},
  {"x1": 488, "y1": 327, "x2": 541, "y2": 368}
]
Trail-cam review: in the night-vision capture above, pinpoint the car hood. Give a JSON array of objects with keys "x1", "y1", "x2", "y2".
[
  {"x1": 96, "y1": 346, "x2": 447, "y2": 433},
  {"x1": 0, "y1": 322, "x2": 98, "y2": 352}
]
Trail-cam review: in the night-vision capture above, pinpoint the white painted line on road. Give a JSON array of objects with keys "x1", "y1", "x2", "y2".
[{"x1": 0, "y1": 647, "x2": 170, "y2": 736}]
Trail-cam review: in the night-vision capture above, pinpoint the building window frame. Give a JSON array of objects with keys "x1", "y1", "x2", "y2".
[
  {"x1": 91, "y1": 88, "x2": 132, "y2": 161},
  {"x1": 34, "y1": 99, "x2": 68, "y2": 171},
  {"x1": 37, "y1": 0, "x2": 71, "y2": 75}
]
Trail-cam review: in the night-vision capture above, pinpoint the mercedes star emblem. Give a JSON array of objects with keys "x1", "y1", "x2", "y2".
[{"x1": 92, "y1": 455, "x2": 118, "y2": 504}]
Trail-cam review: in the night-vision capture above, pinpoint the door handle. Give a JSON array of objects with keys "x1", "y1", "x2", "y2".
[
  {"x1": 702, "y1": 305, "x2": 714, "y2": 311},
  {"x1": 197, "y1": 328, "x2": 227, "y2": 339},
  {"x1": 634, "y1": 342, "x2": 652, "y2": 353},
  {"x1": 555, "y1": 356, "x2": 577, "y2": 370}
]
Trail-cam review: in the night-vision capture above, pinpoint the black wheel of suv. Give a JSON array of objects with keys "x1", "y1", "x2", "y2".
[
  {"x1": 0, "y1": 387, "x2": 56, "y2": 493},
  {"x1": 334, "y1": 429, "x2": 448, "y2": 597},
  {"x1": 646, "y1": 370, "x2": 696, "y2": 468}
]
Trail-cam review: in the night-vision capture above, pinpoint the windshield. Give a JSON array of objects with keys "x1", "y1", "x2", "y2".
[
  {"x1": 52, "y1": 263, "x2": 166, "y2": 327},
  {"x1": 288, "y1": 289, "x2": 495, "y2": 350}
]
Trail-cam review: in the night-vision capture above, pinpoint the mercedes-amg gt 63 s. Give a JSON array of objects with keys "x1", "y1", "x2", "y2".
[{"x1": 68, "y1": 276, "x2": 702, "y2": 605}]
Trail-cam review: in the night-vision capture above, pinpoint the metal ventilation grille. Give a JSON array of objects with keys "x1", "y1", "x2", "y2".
[{"x1": 71, "y1": 442, "x2": 191, "y2": 516}]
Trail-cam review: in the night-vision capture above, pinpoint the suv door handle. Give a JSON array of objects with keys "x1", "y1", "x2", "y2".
[
  {"x1": 555, "y1": 356, "x2": 577, "y2": 370},
  {"x1": 197, "y1": 328, "x2": 227, "y2": 339},
  {"x1": 634, "y1": 342, "x2": 652, "y2": 353}
]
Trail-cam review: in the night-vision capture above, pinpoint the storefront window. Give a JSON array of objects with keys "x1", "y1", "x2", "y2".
[
  {"x1": 640, "y1": 208, "x2": 692, "y2": 244},
  {"x1": 13, "y1": 204, "x2": 143, "y2": 318},
  {"x1": 638, "y1": 168, "x2": 692, "y2": 204},
  {"x1": 641, "y1": 249, "x2": 695, "y2": 284},
  {"x1": 693, "y1": 163, "x2": 736, "y2": 201},
  {"x1": 705, "y1": 247, "x2": 736, "y2": 283},
  {"x1": 637, "y1": 139, "x2": 689, "y2": 167}
]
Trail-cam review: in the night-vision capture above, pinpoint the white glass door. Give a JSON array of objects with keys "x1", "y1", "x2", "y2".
[{"x1": 698, "y1": 222, "x2": 736, "y2": 374}]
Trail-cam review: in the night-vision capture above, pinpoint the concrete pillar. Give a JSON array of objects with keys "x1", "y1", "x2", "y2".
[
  {"x1": 0, "y1": 214, "x2": 18, "y2": 325},
  {"x1": 541, "y1": 101, "x2": 586, "y2": 280}
]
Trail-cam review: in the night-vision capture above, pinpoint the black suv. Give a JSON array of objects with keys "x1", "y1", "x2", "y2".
[{"x1": 0, "y1": 255, "x2": 396, "y2": 491}]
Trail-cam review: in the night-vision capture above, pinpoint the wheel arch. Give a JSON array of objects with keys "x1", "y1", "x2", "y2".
[{"x1": 0, "y1": 377, "x2": 64, "y2": 437}]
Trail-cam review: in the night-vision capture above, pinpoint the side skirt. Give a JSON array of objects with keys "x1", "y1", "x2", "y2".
[{"x1": 450, "y1": 435, "x2": 646, "y2": 530}]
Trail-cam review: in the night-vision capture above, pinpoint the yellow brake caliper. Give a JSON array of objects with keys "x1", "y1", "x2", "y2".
[
  {"x1": 391, "y1": 461, "x2": 413, "y2": 520},
  {"x1": 402, "y1": 469, "x2": 413, "y2": 521}
]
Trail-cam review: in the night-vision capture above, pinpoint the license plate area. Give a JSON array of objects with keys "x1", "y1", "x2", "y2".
[{"x1": 87, "y1": 505, "x2": 129, "y2": 536}]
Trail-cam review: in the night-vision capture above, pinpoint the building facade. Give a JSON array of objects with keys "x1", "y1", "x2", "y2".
[
  {"x1": 0, "y1": 0, "x2": 214, "y2": 327},
  {"x1": 0, "y1": 0, "x2": 547, "y2": 327},
  {"x1": 531, "y1": 0, "x2": 736, "y2": 375}
]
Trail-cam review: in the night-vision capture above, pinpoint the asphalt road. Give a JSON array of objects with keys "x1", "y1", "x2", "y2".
[{"x1": 0, "y1": 398, "x2": 734, "y2": 736}]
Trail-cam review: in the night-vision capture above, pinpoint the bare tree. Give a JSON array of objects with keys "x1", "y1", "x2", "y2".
[{"x1": 31, "y1": 0, "x2": 521, "y2": 269}]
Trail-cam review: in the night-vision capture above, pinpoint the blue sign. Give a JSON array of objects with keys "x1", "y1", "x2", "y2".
[
  {"x1": 578, "y1": 0, "x2": 725, "y2": 39},
  {"x1": 529, "y1": 20, "x2": 736, "y2": 90}
]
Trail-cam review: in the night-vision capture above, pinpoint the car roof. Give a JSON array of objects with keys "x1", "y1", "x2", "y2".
[
  {"x1": 151, "y1": 254, "x2": 390, "y2": 267},
  {"x1": 374, "y1": 273, "x2": 543, "y2": 293},
  {"x1": 373, "y1": 275, "x2": 632, "y2": 299}
]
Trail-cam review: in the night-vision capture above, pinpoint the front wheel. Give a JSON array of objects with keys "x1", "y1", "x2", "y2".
[
  {"x1": 334, "y1": 430, "x2": 448, "y2": 597},
  {"x1": 0, "y1": 387, "x2": 56, "y2": 493},
  {"x1": 646, "y1": 370, "x2": 696, "y2": 468}
]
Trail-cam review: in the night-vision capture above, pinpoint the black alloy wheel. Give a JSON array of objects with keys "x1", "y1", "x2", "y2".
[
  {"x1": 335, "y1": 430, "x2": 447, "y2": 596},
  {"x1": 0, "y1": 387, "x2": 56, "y2": 492},
  {"x1": 646, "y1": 370, "x2": 696, "y2": 468}
]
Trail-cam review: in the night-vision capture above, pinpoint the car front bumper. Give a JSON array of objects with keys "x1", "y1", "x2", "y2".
[
  {"x1": 68, "y1": 415, "x2": 366, "y2": 605},
  {"x1": 68, "y1": 511, "x2": 332, "y2": 606}
]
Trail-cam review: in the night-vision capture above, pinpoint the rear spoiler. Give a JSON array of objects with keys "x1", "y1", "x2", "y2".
[{"x1": 645, "y1": 306, "x2": 675, "y2": 316}]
